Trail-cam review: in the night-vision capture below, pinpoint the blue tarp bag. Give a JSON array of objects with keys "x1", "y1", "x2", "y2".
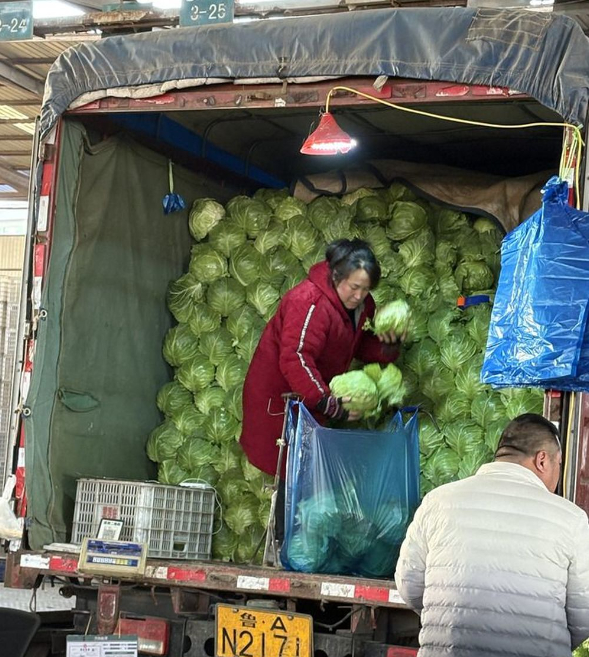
[
  {"x1": 281, "y1": 402, "x2": 420, "y2": 577},
  {"x1": 482, "y1": 177, "x2": 589, "y2": 391}
]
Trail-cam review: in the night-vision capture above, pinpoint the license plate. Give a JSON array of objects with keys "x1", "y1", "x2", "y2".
[{"x1": 215, "y1": 604, "x2": 313, "y2": 657}]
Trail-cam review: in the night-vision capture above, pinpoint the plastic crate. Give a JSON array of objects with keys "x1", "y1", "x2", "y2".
[{"x1": 71, "y1": 478, "x2": 215, "y2": 560}]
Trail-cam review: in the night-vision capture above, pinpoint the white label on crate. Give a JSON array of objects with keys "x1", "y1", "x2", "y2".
[
  {"x1": 145, "y1": 565, "x2": 169, "y2": 580},
  {"x1": 21, "y1": 554, "x2": 50, "y2": 570},
  {"x1": 38, "y1": 196, "x2": 50, "y2": 233},
  {"x1": 321, "y1": 582, "x2": 356, "y2": 599},
  {"x1": 388, "y1": 589, "x2": 405, "y2": 605},
  {"x1": 236, "y1": 575, "x2": 269, "y2": 591}
]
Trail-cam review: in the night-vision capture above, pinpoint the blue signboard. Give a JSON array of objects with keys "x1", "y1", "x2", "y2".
[
  {"x1": 0, "y1": 1, "x2": 33, "y2": 41},
  {"x1": 180, "y1": 0, "x2": 234, "y2": 27}
]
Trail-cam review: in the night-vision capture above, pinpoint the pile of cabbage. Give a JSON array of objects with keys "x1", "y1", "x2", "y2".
[{"x1": 147, "y1": 183, "x2": 542, "y2": 564}]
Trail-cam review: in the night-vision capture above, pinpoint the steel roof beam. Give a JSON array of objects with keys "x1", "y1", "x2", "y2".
[{"x1": 0, "y1": 62, "x2": 44, "y2": 97}]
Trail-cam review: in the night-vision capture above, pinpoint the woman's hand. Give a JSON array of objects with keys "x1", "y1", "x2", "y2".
[{"x1": 377, "y1": 329, "x2": 407, "y2": 345}]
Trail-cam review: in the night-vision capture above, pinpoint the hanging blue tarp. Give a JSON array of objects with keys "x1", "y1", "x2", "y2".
[
  {"x1": 482, "y1": 177, "x2": 589, "y2": 391},
  {"x1": 41, "y1": 8, "x2": 589, "y2": 139}
]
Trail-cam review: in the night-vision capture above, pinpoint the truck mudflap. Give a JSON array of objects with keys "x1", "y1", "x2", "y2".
[{"x1": 6, "y1": 551, "x2": 408, "y2": 609}]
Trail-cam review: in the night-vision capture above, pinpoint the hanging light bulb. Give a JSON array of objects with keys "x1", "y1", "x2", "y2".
[{"x1": 300, "y1": 112, "x2": 357, "y2": 156}]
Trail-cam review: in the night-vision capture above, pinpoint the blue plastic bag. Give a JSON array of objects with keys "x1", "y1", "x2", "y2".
[
  {"x1": 281, "y1": 402, "x2": 420, "y2": 577},
  {"x1": 482, "y1": 177, "x2": 589, "y2": 390}
]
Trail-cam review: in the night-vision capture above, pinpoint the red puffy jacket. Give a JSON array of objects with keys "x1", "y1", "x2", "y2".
[{"x1": 240, "y1": 260, "x2": 398, "y2": 476}]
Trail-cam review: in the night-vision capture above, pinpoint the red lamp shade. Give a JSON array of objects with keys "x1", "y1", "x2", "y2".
[{"x1": 300, "y1": 112, "x2": 357, "y2": 155}]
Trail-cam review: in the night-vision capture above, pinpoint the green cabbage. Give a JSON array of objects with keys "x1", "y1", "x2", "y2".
[
  {"x1": 404, "y1": 339, "x2": 439, "y2": 378},
  {"x1": 246, "y1": 282, "x2": 280, "y2": 320},
  {"x1": 342, "y1": 187, "x2": 379, "y2": 206},
  {"x1": 423, "y1": 447, "x2": 460, "y2": 486},
  {"x1": 387, "y1": 202, "x2": 428, "y2": 240},
  {"x1": 189, "y1": 244, "x2": 228, "y2": 283},
  {"x1": 147, "y1": 421, "x2": 185, "y2": 462},
  {"x1": 226, "y1": 196, "x2": 272, "y2": 237},
  {"x1": 399, "y1": 229, "x2": 436, "y2": 269},
  {"x1": 234, "y1": 524, "x2": 265, "y2": 564},
  {"x1": 471, "y1": 392, "x2": 505, "y2": 427},
  {"x1": 199, "y1": 328, "x2": 234, "y2": 365},
  {"x1": 419, "y1": 418, "x2": 445, "y2": 456},
  {"x1": 274, "y1": 197, "x2": 307, "y2": 222},
  {"x1": 167, "y1": 273, "x2": 205, "y2": 323},
  {"x1": 375, "y1": 364, "x2": 406, "y2": 406},
  {"x1": 203, "y1": 408, "x2": 240, "y2": 444},
  {"x1": 228, "y1": 243, "x2": 261, "y2": 287},
  {"x1": 355, "y1": 196, "x2": 388, "y2": 222},
  {"x1": 188, "y1": 306, "x2": 222, "y2": 337},
  {"x1": 212, "y1": 525, "x2": 239, "y2": 561},
  {"x1": 308, "y1": 197, "x2": 345, "y2": 231},
  {"x1": 454, "y1": 360, "x2": 486, "y2": 400},
  {"x1": 435, "y1": 240, "x2": 458, "y2": 271},
  {"x1": 234, "y1": 330, "x2": 261, "y2": 363},
  {"x1": 464, "y1": 304, "x2": 492, "y2": 349},
  {"x1": 208, "y1": 220, "x2": 247, "y2": 256},
  {"x1": 499, "y1": 388, "x2": 544, "y2": 420},
  {"x1": 329, "y1": 371, "x2": 379, "y2": 413},
  {"x1": 435, "y1": 392, "x2": 472, "y2": 425},
  {"x1": 361, "y1": 225, "x2": 392, "y2": 259},
  {"x1": 158, "y1": 460, "x2": 189, "y2": 485},
  {"x1": 216, "y1": 355, "x2": 248, "y2": 392},
  {"x1": 157, "y1": 381, "x2": 193, "y2": 417},
  {"x1": 432, "y1": 208, "x2": 470, "y2": 237},
  {"x1": 217, "y1": 468, "x2": 250, "y2": 506},
  {"x1": 455, "y1": 260, "x2": 494, "y2": 294},
  {"x1": 171, "y1": 404, "x2": 205, "y2": 436},
  {"x1": 439, "y1": 334, "x2": 478, "y2": 372},
  {"x1": 206, "y1": 278, "x2": 245, "y2": 317},
  {"x1": 214, "y1": 441, "x2": 243, "y2": 474},
  {"x1": 254, "y1": 220, "x2": 288, "y2": 254},
  {"x1": 385, "y1": 182, "x2": 417, "y2": 204},
  {"x1": 399, "y1": 267, "x2": 436, "y2": 297},
  {"x1": 322, "y1": 214, "x2": 355, "y2": 243},
  {"x1": 162, "y1": 324, "x2": 200, "y2": 366},
  {"x1": 444, "y1": 421, "x2": 485, "y2": 458},
  {"x1": 420, "y1": 367, "x2": 455, "y2": 403},
  {"x1": 302, "y1": 243, "x2": 327, "y2": 273},
  {"x1": 194, "y1": 387, "x2": 226, "y2": 415},
  {"x1": 226, "y1": 386, "x2": 243, "y2": 421},
  {"x1": 371, "y1": 299, "x2": 412, "y2": 336},
  {"x1": 253, "y1": 187, "x2": 289, "y2": 211},
  {"x1": 473, "y1": 217, "x2": 501, "y2": 234},
  {"x1": 188, "y1": 198, "x2": 225, "y2": 241},
  {"x1": 288, "y1": 216, "x2": 320, "y2": 260},
  {"x1": 427, "y1": 308, "x2": 459, "y2": 344},
  {"x1": 224, "y1": 493, "x2": 261, "y2": 535},
  {"x1": 226, "y1": 305, "x2": 264, "y2": 343},
  {"x1": 458, "y1": 449, "x2": 492, "y2": 479},
  {"x1": 177, "y1": 438, "x2": 220, "y2": 473},
  {"x1": 176, "y1": 357, "x2": 215, "y2": 393}
]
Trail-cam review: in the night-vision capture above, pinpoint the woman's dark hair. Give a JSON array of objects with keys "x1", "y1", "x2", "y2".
[{"x1": 325, "y1": 239, "x2": 381, "y2": 289}]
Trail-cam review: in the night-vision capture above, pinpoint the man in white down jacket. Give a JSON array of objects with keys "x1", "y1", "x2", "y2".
[{"x1": 395, "y1": 413, "x2": 589, "y2": 657}]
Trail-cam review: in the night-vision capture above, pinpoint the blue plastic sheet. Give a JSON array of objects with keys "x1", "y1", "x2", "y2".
[
  {"x1": 281, "y1": 402, "x2": 420, "y2": 577},
  {"x1": 482, "y1": 177, "x2": 589, "y2": 390}
]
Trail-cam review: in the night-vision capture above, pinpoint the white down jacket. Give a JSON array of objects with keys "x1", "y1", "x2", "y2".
[{"x1": 395, "y1": 461, "x2": 589, "y2": 657}]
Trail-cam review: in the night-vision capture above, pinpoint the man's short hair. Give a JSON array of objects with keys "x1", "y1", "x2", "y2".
[{"x1": 495, "y1": 413, "x2": 561, "y2": 459}]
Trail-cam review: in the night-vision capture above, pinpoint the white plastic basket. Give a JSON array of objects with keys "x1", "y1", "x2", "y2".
[{"x1": 71, "y1": 478, "x2": 215, "y2": 560}]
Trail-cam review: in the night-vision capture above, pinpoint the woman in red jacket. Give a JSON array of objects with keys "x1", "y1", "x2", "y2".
[{"x1": 240, "y1": 238, "x2": 402, "y2": 480}]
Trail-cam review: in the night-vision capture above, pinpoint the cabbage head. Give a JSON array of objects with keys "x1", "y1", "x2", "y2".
[
  {"x1": 259, "y1": 248, "x2": 300, "y2": 286},
  {"x1": 188, "y1": 198, "x2": 225, "y2": 241},
  {"x1": 435, "y1": 392, "x2": 472, "y2": 425},
  {"x1": 385, "y1": 182, "x2": 417, "y2": 204},
  {"x1": 216, "y1": 355, "x2": 248, "y2": 392},
  {"x1": 228, "y1": 243, "x2": 261, "y2": 287},
  {"x1": 212, "y1": 525, "x2": 239, "y2": 561},
  {"x1": 423, "y1": 446, "x2": 460, "y2": 486},
  {"x1": 189, "y1": 244, "x2": 227, "y2": 283},
  {"x1": 167, "y1": 272, "x2": 205, "y2": 323},
  {"x1": 439, "y1": 334, "x2": 478, "y2": 372},
  {"x1": 308, "y1": 197, "x2": 345, "y2": 231},
  {"x1": 254, "y1": 220, "x2": 288, "y2": 254},
  {"x1": 379, "y1": 251, "x2": 406, "y2": 279},
  {"x1": 363, "y1": 363, "x2": 383, "y2": 383},
  {"x1": 147, "y1": 421, "x2": 185, "y2": 462},
  {"x1": 208, "y1": 220, "x2": 246, "y2": 257},
  {"x1": 435, "y1": 240, "x2": 458, "y2": 272},
  {"x1": 499, "y1": 388, "x2": 543, "y2": 420},
  {"x1": 427, "y1": 308, "x2": 459, "y2": 344},
  {"x1": 253, "y1": 187, "x2": 289, "y2": 211},
  {"x1": 342, "y1": 187, "x2": 379, "y2": 206},
  {"x1": 322, "y1": 214, "x2": 355, "y2": 243},
  {"x1": 171, "y1": 404, "x2": 205, "y2": 436},
  {"x1": 246, "y1": 282, "x2": 280, "y2": 320},
  {"x1": 194, "y1": 386, "x2": 226, "y2": 415},
  {"x1": 188, "y1": 305, "x2": 222, "y2": 337},
  {"x1": 360, "y1": 225, "x2": 391, "y2": 259},
  {"x1": 234, "y1": 330, "x2": 261, "y2": 363},
  {"x1": 302, "y1": 243, "x2": 326, "y2": 273},
  {"x1": 376, "y1": 364, "x2": 406, "y2": 406},
  {"x1": 204, "y1": 408, "x2": 240, "y2": 443},
  {"x1": 226, "y1": 306, "x2": 265, "y2": 343},
  {"x1": 372, "y1": 299, "x2": 411, "y2": 336},
  {"x1": 406, "y1": 305, "x2": 429, "y2": 342},
  {"x1": 355, "y1": 195, "x2": 388, "y2": 222},
  {"x1": 226, "y1": 196, "x2": 272, "y2": 237},
  {"x1": 217, "y1": 468, "x2": 250, "y2": 505},
  {"x1": 199, "y1": 328, "x2": 234, "y2": 365},
  {"x1": 274, "y1": 196, "x2": 307, "y2": 222},
  {"x1": 432, "y1": 208, "x2": 470, "y2": 237},
  {"x1": 419, "y1": 418, "x2": 445, "y2": 456},
  {"x1": 485, "y1": 420, "x2": 505, "y2": 452},
  {"x1": 420, "y1": 367, "x2": 455, "y2": 403},
  {"x1": 471, "y1": 391, "x2": 504, "y2": 427},
  {"x1": 162, "y1": 324, "x2": 200, "y2": 367},
  {"x1": 207, "y1": 278, "x2": 246, "y2": 316},
  {"x1": 177, "y1": 438, "x2": 220, "y2": 473},
  {"x1": 455, "y1": 260, "x2": 494, "y2": 294},
  {"x1": 158, "y1": 460, "x2": 189, "y2": 485},
  {"x1": 281, "y1": 268, "x2": 306, "y2": 295},
  {"x1": 235, "y1": 524, "x2": 265, "y2": 564},
  {"x1": 473, "y1": 217, "x2": 501, "y2": 234},
  {"x1": 288, "y1": 216, "x2": 319, "y2": 260},
  {"x1": 176, "y1": 356, "x2": 215, "y2": 392},
  {"x1": 399, "y1": 266, "x2": 436, "y2": 297},
  {"x1": 226, "y1": 385, "x2": 243, "y2": 421},
  {"x1": 444, "y1": 421, "x2": 485, "y2": 459},
  {"x1": 464, "y1": 304, "x2": 492, "y2": 349},
  {"x1": 403, "y1": 338, "x2": 439, "y2": 378},
  {"x1": 387, "y1": 202, "x2": 428, "y2": 240},
  {"x1": 454, "y1": 359, "x2": 486, "y2": 400},
  {"x1": 371, "y1": 285, "x2": 395, "y2": 307},
  {"x1": 329, "y1": 371, "x2": 379, "y2": 413},
  {"x1": 157, "y1": 381, "x2": 193, "y2": 417},
  {"x1": 438, "y1": 273, "x2": 461, "y2": 304},
  {"x1": 214, "y1": 441, "x2": 243, "y2": 475},
  {"x1": 399, "y1": 229, "x2": 435, "y2": 269},
  {"x1": 458, "y1": 449, "x2": 492, "y2": 479},
  {"x1": 185, "y1": 463, "x2": 219, "y2": 487}
]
